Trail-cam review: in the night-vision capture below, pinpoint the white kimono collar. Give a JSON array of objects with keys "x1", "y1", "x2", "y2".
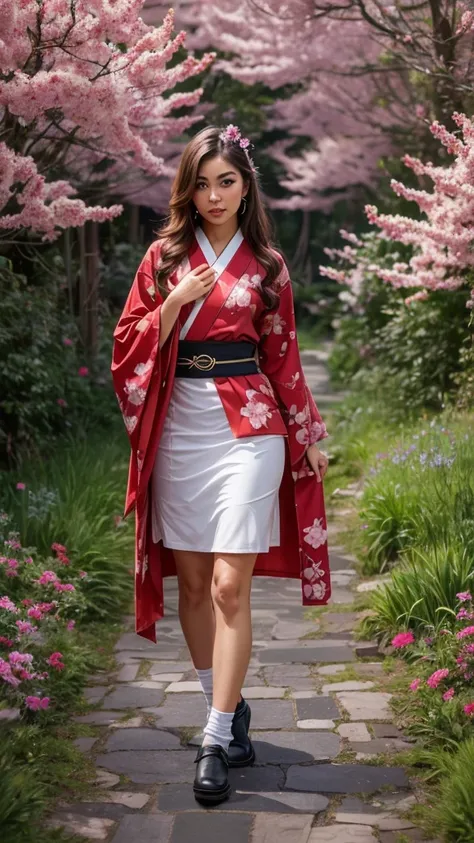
[{"x1": 195, "y1": 227, "x2": 244, "y2": 282}]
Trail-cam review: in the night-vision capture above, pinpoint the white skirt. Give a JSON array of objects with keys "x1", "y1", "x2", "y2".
[{"x1": 151, "y1": 377, "x2": 286, "y2": 553}]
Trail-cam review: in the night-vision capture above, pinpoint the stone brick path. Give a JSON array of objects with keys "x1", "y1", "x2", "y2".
[{"x1": 49, "y1": 349, "x2": 439, "y2": 843}]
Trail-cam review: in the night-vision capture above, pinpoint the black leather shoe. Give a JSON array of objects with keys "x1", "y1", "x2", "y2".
[
  {"x1": 228, "y1": 697, "x2": 256, "y2": 768},
  {"x1": 193, "y1": 744, "x2": 231, "y2": 805}
]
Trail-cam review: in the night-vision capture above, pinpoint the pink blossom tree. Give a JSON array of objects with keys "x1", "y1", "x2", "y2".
[
  {"x1": 0, "y1": 2, "x2": 215, "y2": 242},
  {"x1": 320, "y1": 112, "x2": 474, "y2": 311},
  {"x1": 183, "y1": 0, "x2": 473, "y2": 213}
]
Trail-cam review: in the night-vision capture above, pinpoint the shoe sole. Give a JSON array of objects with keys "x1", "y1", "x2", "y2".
[{"x1": 193, "y1": 783, "x2": 232, "y2": 805}]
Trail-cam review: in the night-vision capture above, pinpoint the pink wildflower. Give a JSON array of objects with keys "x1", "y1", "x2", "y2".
[
  {"x1": 53, "y1": 582, "x2": 75, "y2": 592},
  {"x1": 22, "y1": 599, "x2": 33, "y2": 607},
  {"x1": 27, "y1": 607, "x2": 43, "y2": 620},
  {"x1": 79, "y1": 571, "x2": 87, "y2": 578},
  {"x1": 391, "y1": 631, "x2": 415, "y2": 648},
  {"x1": 464, "y1": 702, "x2": 474, "y2": 716},
  {"x1": 456, "y1": 592, "x2": 472, "y2": 602},
  {"x1": 8, "y1": 651, "x2": 33, "y2": 665},
  {"x1": 456, "y1": 626, "x2": 474, "y2": 640},
  {"x1": 36, "y1": 571, "x2": 58, "y2": 585},
  {"x1": 443, "y1": 688, "x2": 455, "y2": 701},
  {"x1": 427, "y1": 668, "x2": 449, "y2": 688},
  {"x1": 16, "y1": 482, "x2": 26, "y2": 490},
  {"x1": 16, "y1": 620, "x2": 37, "y2": 634},
  {"x1": 57, "y1": 398, "x2": 67, "y2": 407},
  {"x1": 24, "y1": 556, "x2": 33, "y2": 564},
  {"x1": 0, "y1": 636, "x2": 13, "y2": 647},
  {"x1": 7, "y1": 559, "x2": 18, "y2": 570},
  {"x1": 63, "y1": 338, "x2": 73, "y2": 346},
  {"x1": 78, "y1": 366, "x2": 89, "y2": 377},
  {"x1": 0, "y1": 596, "x2": 18, "y2": 612},
  {"x1": 25, "y1": 696, "x2": 50, "y2": 711},
  {"x1": 66, "y1": 620, "x2": 75, "y2": 631},
  {"x1": 410, "y1": 678, "x2": 421, "y2": 691},
  {"x1": 47, "y1": 652, "x2": 65, "y2": 670}
]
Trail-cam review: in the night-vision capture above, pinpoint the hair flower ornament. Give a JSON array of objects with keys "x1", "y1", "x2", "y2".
[{"x1": 219, "y1": 124, "x2": 258, "y2": 174}]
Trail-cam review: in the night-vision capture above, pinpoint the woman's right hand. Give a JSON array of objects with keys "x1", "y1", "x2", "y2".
[{"x1": 170, "y1": 263, "x2": 217, "y2": 306}]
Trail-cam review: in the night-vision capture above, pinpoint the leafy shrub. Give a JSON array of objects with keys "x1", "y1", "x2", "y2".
[
  {"x1": 358, "y1": 418, "x2": 474, "y2": 574},
  {"x1": 431, "y1": 739, "x2": 474, "y2": 842},
  {"x1": 0, "y1": 257, "x2": 118, "y2": 467},
  {"x1": 0, "y1": 736, "x2": 46, "y2": 843},
  {"x1": 361, "y1": 545, "x2": 474, "y2": 642},
  {"x1": 3, "y1": 435, "x2": 134, "y2": 622},
  {"x1": 327, "y1": 232, "x2": 472, "y2": 414}
]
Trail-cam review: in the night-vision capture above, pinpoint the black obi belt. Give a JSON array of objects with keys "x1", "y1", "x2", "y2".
[{"x1": 175, "y1": 340, "x2": 259, "y2": 378}]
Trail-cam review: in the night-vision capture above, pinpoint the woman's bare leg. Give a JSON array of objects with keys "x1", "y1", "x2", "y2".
[
  {"x1": 211, "y1": 552, "x2": 257, "y2": 712},
  {"x1": 173, "y1": 549, "x2": 215, "y2": 669}
]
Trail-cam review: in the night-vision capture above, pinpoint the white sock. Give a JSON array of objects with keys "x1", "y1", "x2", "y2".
[
  {"x1": 202, "y1": 707, "x2": 234, "y2": 752},
  {"x1": 195, "y1": 667, "x2": 213, "y2": 718}
]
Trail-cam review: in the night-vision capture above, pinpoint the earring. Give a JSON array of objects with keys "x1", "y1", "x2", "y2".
[
  {"x1": 194, "y1": 208, "x2": 199, "y2": 221},
  {"x1": 240, "y1": 198, "x2": 247, "y2": 214}
]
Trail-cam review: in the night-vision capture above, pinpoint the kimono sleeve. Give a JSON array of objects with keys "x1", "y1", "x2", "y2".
[
  {"x1": 258, "y1": 259, "x2": 328, "y2": 469},
  {"x1": 111, "y1": 241, "x2": 177, "y2": 454}
]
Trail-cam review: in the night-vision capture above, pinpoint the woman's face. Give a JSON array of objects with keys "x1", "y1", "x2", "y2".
[{"x1": 193, "y1": 155, "x2": 248, "y2": 227}]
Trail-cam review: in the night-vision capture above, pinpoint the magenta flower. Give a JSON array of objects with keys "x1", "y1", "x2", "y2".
[
  {"x1": 443, "y1": 688, "x2": 455, "y2": 701},
  {"x1": 16, "y1": 482, "x2": 26, "y2": 490},
  {"x1": 57, "y1": 398, "x2": 67, "y2": 407},
  {"x1": 0, "y1": 636, "x2": 13, "y2": 647},
  {"x1": 391, "y1": 631, "x2": 415, "y2": 649},
  {"x1": 427, "y1": 668, "x2": 449, "y2": 688},
  {"x1": 239, "y1": 137, "x2": 250, "y2": 149},
  {"x1": 36, "y1": 571, "x2": 58, "y2": 585},
  {"x1": 456, "y1": 592, "x2": 472, "y2": 602},
  {"x1": 63, "y1": 338, "x2": 73, "y2": 346},
  {"x1": 0, "y1": 596, "x2": 18, "y2": 613},
  {"x1": 16, "y1": 620, "x2": 37, "y2": 634},
  {"x1": 8, "y1": 651, "x2": 33, "y2": 665},
  {"x1": 79, "y1": 571, "x2": 87, "y2": 578},
  {"x1": 78, "y1": 366, "x2": 89, "y2": 377},
  {"x1": 456, "y1": 626, "x2": 474, "y2": 640},
  {"x1": 410, "y1": 678, "x2": 421, "y2": 691},
  {"x1": 25, "y1": 696, "x2": 50, "y2": 711},
  {"x1": 66, "y1": 620, "x2": 75, "y2": 631},
  {"x1": 53, "y1": 582, "x2": 75, "y2": 592},
  {"x1": 47, "y1": 652, "x2": 65, "y2": 670},
  {"x1": 27, "y1": 607, "x2": 43, "y2": 620},
  {"x1": 464, "y1": 702, "x2": 474, "y2": 716}
]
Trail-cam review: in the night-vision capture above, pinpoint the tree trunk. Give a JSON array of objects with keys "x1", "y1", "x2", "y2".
[
  {"x1": 78, "y1": 221, "x2": 100, "y2": 359},
  {"x1": 128, "y1": 203, "x2": 140, "y2": 246},
  {"x1": 292, "y1": 210, "x2": 311, "y2": 284}
]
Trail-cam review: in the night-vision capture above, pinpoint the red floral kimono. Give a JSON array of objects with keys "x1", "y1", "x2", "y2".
[{"x1": 111, "y1": 232, "x2": 331, "y2": 642}]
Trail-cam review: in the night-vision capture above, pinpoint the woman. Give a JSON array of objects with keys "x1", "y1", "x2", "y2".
[{"x1": 111, "y1": 124, "x2": 330, "y2": 806}]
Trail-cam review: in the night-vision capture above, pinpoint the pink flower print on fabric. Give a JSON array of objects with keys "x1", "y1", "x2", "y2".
[
  {"x1": 292, "y1": 463, "x2": 315, "y2": 482},
  {"x1": 133, "y1": 359, "x2": 153, "y2": 378},
  {"x1": 303, "y1": 517, "x2": 328, "y2": 549},
  {"x1": 240, "y1": 389, "x2": 273, "y2": 429},
  {"x1": 304, "y1": 580, "x2": 327, "y2": 600},
  {"x1": 124, "y1": 379, "x2": 147, "y2": 406},
  {"x1": 259, "y1": 379, "x2": 275, "y2": 400},
  {"x1": 279, "y1": 341, "x2": 288, "y2": 357},
  {"x1": 272, "y1": 314, "x2": 286, "y2": 335},
  {"x1": 283, "y1": 372, "x2": 301, "y2": 390},
  {"x1": 426, "y1": 668, "x2": 449, "y2": 688},
  {"x1": 296, "y1": 420, "x2": 327, "y2": 447}
]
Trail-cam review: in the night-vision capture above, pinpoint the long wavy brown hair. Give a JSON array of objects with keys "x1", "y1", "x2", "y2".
[{"x1": 156, "y1": 126, "x2": 281, "y2": 311}]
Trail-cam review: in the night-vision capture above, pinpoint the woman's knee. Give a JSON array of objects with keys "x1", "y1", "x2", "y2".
[
  {"x1": 211, "y1": 554, "x2": 255, "y2": 617},
  {"x1": 174, "y1": 552, "x2": 212, "y2": 609}
]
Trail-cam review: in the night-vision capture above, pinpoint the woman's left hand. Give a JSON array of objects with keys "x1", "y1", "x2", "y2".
[{"x1": 305, "y1": 444, "x2": 329, "y2": 483}]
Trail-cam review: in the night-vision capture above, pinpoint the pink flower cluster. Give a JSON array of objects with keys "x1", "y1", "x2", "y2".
[{"x1": 392, "y1": 631, "x2": 415, "y2": 649}]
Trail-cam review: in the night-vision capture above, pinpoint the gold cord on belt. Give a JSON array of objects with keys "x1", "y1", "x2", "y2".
[{"x1": 177, "y1": 354, "x2": 256, "y2": 372}]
